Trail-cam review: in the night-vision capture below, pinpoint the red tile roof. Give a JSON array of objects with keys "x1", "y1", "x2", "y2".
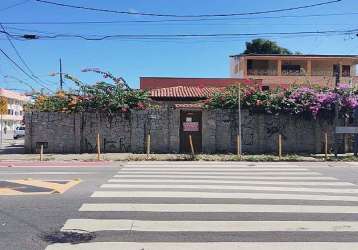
[
  {"x1": 150, "y1": 86, "x2": 222, "y2": 99},
  {"x1": 141, "y1": 77, "x2": 262, "y2": 89}
]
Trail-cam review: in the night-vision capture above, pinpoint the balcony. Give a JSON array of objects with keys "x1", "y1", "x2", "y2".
[
  {"x1": 247, "y1": 69, "x2": 278, "y2": 76},
  {"x1": 246, "y1": 74, "x2": 358, "y2": 88}
]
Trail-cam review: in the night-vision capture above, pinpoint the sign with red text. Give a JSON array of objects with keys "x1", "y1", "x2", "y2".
[{"x1": 183, "y1": 122, "x2": 199, "y2": 132}]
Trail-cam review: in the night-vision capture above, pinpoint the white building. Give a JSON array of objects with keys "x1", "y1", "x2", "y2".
[{"x1": 0, "y1": 88, "x2": 30, "y2": 132}]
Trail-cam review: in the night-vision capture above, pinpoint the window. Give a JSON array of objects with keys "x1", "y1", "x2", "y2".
[
  {"x1": 247, "y1": 60, "x2": 253, "y2": 70},
  {"x1": 333, "y1": 64, "x2": 340, "y2": 77},
  {"x1": 282, "y1": 64, "x2": 301, "y2": 75},
  {"x1": 342, "y1": 65, "x2": 351, "y2": 77}
]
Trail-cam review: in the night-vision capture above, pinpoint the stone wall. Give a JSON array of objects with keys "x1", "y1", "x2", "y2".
[
  {"x1": 25, "y1": 109, "x2": 333, "y2": 154},
  {"x1": 25, "y1": 109, "x2": 180, "y2": 154},
  {"x1": 202, "y1": 110, "x2": 333, "y2": 154}
]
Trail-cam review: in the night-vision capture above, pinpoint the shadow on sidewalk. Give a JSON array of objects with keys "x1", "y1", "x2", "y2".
[{"x1": 0, "y1": 137, "x2": 25, "y2": 154}]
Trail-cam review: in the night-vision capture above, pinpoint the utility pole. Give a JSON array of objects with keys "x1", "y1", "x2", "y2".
[
  {"x1": 334, "y1": 63, "x2": 341, "y2": 157},
  {"x1": 59, "y1": 58, "x2": 63, "y2": 90},
  {"x1": 237, "y1": 83, "x2": 242, "y2": 156}
]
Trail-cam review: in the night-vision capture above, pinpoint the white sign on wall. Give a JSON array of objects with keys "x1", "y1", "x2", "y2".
[
  {"x1": 335, "y1": 127, "x2": 358, "y2": 134},
  {"x1": 183, "y1": 122, "x2": 199, "y2": 132}
]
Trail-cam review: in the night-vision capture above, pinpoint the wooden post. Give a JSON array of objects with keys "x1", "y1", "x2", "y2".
[
  {"x1": 146, "y1": 133, "x2": 151, "y2": 157},
  {"x1": 325, "y1": 132, "x2": 328, "y2": 160},
  {"x1": 96, "y1": 133, "x2": 101, "y2": 161},
  {"x1": 278, "y1": 134, "x2": 282, "y2": 160},
  {"x1": 189, "y1": 134, "x2": 195, "y2": 156},
  {"x1": 39, "y1": 144, "x2": 43, "y2": 161}
]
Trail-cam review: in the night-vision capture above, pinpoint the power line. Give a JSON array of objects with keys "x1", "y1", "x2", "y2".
[
  {"x1": 0, "y1": 47, "x2": 52, "y2": 92},
  {"x1": 0, "y1": 24, "x2": 35, "y2": 75},
  {"x1": 1, "y1": 28, "x2": 356, "y2": 41},
  {"x1": 0, "y1": 23, "x2": 53, "y2": 90},
  {"x1": 0, "y1": 0, "x2": 29, "y2": 12},
  {"x1": 2, "y1": 75, "x2": 35, "y2": 92},
  {"x1": 4, "y1": 26, "x2": 58, "y2": 35},
  {"x1": 34, "y1": 0, "x2": 343, "y2": 18},
  {"x1": 2, "y1": 11, "x2": 358, "y2": 25}
]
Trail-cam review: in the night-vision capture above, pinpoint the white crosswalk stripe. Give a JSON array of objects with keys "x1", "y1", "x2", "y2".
[
  {"x1": 46, "y1": 163, "x2": 358, "y2": 249},
  {"x1": 125, "y1": 162, "x2": 304, "y2": 167},
  {"x1": 101, "y1": 183, "x2": 358, "y2": 194},
  {"x1": 45, "y1": 242, "x2": 358, "y2": 250},
  {"x1": 108, "y1": 178, "x2": 355, "y2": 186},
  {"x1": 116, "y1": 172, "x2": 322, "y2": 175},
  {"x1": 114, "y1": 174, "x2": 334, "y2": 180},
  {"x1": 62, "y1": 219, "x2": 358, "y2": 232},
  {"x1": 120, "y1": 168, "x2": 311, "y2": 171},
  {"x1": 80, "y1": 203, "x2": 358, "y2": 213},
  {"x1": 92, "y1": 190, "x2": 358, "y2": 201}
]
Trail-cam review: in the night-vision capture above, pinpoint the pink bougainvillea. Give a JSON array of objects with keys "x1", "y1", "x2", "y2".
[{"x1": 205, "y1": 84, "x2": 358, "y2": 120}]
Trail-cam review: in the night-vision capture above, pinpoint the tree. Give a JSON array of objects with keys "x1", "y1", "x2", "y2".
[{"x1": 243, "y1": 39, "x2": 293, "y2": 55}]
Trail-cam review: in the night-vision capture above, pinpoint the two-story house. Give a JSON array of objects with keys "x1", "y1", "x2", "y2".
[
  {"x1": 230, "y1": 54, "x2": 358, "y2": 89},
  {"x1": 0, "y1": 88, "x2": 30, "y2": 132}
]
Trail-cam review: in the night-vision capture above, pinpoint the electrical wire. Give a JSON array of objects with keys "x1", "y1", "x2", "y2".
[
  {"x1": 0, "y1": 0, "x2": 29, "y2": 12},
  {"x1": 0, "y1": 24, "x2": 53, "y2": 90},
  {"x1": 1, "y1": 28, "x2": 355, "y2": 41},
  {"x1": 4, "y1": 26, "x2": 59, "y2": 35},
  {"x1": 0, "y1": 48, "x2": 52, "y2": 92},
  {"x1": 3, "y1": 11, "x2": 358, "y2": 25},
  {"x1": 1, "y1": 24, "x2": 36, "y2": 76},
  {"x1": 33, "y1": 0, "x2": 343, "y2": 18},
  {"x1": 0, "y1": 29, "x2": 358, "y2": 41},
  {"x1": 1, "y1": 74, "x2": 36, "y2": 92}
]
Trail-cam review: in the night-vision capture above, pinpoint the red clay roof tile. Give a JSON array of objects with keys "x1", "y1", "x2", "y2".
[{"x1": 150, "y1": 86, "x2": 223, "y2": 98}]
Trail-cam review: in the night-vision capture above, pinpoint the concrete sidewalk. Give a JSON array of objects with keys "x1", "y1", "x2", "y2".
[
  {"x1": 0, "y1": 153, "x2": 186, "y2": 162},
  {"x1": 0, "y1": 152, "x2": 357, "y2": 165},
  {"x1": 0, "y1": 152, "x2": 332, "y2": 163}
]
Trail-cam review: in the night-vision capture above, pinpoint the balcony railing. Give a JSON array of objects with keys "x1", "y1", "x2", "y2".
[
  {"x1": 247, "y1": 69, "x2": 277, "y2": 76},
  {"x1": 282, "y1": 70, "x2": 306, "y2": 76},
  {"x1": 248, "y1": 69, "x2": 354, "y2": 77},
  {"x1": 244, "y1": 75, "x2": 358, "y2": 88}
]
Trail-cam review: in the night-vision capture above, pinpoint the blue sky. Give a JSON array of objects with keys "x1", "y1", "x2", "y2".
[{"x1": 0, "y1": 0, "x2": 358, "y2": 92}]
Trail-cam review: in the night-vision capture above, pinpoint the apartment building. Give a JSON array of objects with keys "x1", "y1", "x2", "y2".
[
  {"x1": 0, "y1": 88, "x2": 30, "y2": 131},
  {"x1": 230, "y1": 54, "x2": 358, "y2": 88}
]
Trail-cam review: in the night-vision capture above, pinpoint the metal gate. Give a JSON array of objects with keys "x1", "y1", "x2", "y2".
[{"x1": 180, "y1": 110, "x2": 202, "y2": 153}]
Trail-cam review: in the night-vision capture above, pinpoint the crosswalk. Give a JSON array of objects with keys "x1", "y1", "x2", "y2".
[{"x1": 46, "y1": 162, "x2": 358, "y2": 249}]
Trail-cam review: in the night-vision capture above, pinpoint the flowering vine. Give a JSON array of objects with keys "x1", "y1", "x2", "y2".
[
  {"x1": 205, "y1": 84, "x2": 358, "y2": 120},
  {"x1": 26, "y1": 69, "x2": 149, "y2": 113}
]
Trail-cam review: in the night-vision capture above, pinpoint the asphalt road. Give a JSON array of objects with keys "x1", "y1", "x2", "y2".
[
  {"x1": 3, "y1": 162, "x2": 358, "y2": 249},
  {"x1": 0, "y1": 164, "x2": 122, "y2": 250}
]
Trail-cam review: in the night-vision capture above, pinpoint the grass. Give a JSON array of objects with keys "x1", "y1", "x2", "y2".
[
  {"x1": 4, "y1": 152, "x2": 355, "y2": 162},
  {"x1": 123, "y1": 153, "x2": 314, "y2": 162},
  {"x1": 312, "y1": 154, "x2": 358, "y2": 162}
]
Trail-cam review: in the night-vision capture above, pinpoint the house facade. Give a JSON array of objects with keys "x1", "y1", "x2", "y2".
[
  {"x1": 0, "y1": 88, "x2": 30, "y2": 131},
  {"x1": 140, "y1": 77, "x2": 262, "y2": 108},
  {"x1": 140, "y1": 77, "x2": 261, "y2": 89},
  {"x1": 230, "y1": 54, "x2": 358, "y2": 88}
]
